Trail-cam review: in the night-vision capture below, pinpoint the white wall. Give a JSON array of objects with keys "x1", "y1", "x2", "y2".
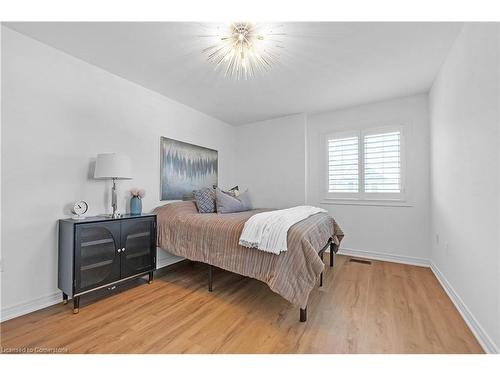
[
  {"x1": 0, "y1": 27, "x2": 236, "y2": 319},
  {"x1": 0, "y1": 24, "x2": 3, "y2": 312},
  {"x1": 235, "y1": 113, "x2": 307, "y2": 208},
  {"x1": 307, "y1": 95, "x2": 431, "y2": 263},
  {"x1": 429, "y1": 23, "x2": 500, "y2": 352}
]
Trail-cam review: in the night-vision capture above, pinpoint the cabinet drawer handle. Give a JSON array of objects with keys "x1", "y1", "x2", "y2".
[
  {"x1": 117, "y1": 249, "x2": 121, "y2": 253},
  {"x1": 122, "y1": 248, "x2": 126, "y2": 252}
]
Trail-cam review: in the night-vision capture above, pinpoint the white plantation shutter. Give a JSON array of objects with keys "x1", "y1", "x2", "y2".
[
  {"x1": 325, "y1": 127, "x2": 405, "y2": 202},
  {"x1": 328, "y1": 136, "x2": 359, "y2": 193},
  {"x1": 364, "y1": 131, "x2": 401, "y2": 193}
]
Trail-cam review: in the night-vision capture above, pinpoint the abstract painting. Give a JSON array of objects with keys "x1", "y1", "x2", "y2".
[{"x1": 160, "y1": 137, "x2": 218, "y2": 200}]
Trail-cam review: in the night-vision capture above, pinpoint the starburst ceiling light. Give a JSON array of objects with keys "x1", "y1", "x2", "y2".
[{"x1": 203, "y1": 23, "x2": 284, "y2": 80}]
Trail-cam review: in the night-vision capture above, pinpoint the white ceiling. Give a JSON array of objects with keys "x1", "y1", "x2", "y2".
[{"x1": 5, "y1": 22, "x2": 462, "y2": 125}]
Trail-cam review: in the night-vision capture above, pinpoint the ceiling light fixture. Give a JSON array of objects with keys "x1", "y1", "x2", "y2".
[{"x1": 202, "y1": 23, "x2": 284, "y2": 80}]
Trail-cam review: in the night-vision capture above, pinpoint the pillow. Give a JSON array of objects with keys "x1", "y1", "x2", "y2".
[
  {"x1": 182, "y1": 192, "x2": 196, "y2": 201},
  {"x1": 215, "y1": 187, "x2": 252, "y2": 213},
  {"x1": 227, "y1": 185, "x2": 240, "y2": 197},
  {"x1": 193, "y1": 187, "x2": 216, "y2": 213}
]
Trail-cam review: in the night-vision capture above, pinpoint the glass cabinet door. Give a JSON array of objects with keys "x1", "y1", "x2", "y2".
[
  {"x1": 120, "y1": 218, "x2": 154, "y2": 278},
  {"x1": 75, "y1": 222, "x2": 121, "y2": 293}
]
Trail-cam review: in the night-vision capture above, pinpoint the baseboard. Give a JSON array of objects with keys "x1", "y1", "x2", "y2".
[
  {"x1": 156, "y1": 255, "x2": 184, "y2": 269},
  {"x1": 337, "y1": 247, "x2": 429, "y2": 267},
  {"x1": 430, "y1": 261, "x2": 499, "y2": 354},
  {"x1": 156, "y1": 246, "x2": 185, "y2": 270},
  {"x1": 1, "y1": 290, "x2": 62, "y2": 323}
]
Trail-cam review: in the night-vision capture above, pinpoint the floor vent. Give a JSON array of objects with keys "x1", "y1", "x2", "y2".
[{"x1": 349, "y1": 258, "x2": 372, "y2": 265}]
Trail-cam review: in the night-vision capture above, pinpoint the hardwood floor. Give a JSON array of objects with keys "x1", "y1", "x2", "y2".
[{"x1": 0, "y1": 255, "x2": 483, "y2": 353}]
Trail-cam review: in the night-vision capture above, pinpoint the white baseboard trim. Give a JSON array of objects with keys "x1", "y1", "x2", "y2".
[
  {"x1": 156, "y1": 247, "x2": 184, "y2": 270},
  {"x1": 1, "y1": 290, "x2": 61, "y2": 323},
  {"x1": 430, "y1": 261, "x2": 499, "y2": 354},
  {"x1": 337, "y1": 247, "x2": 429, "y2": 267},
  {"x1": 156, "y1": 255, "x2": 184, "y2": 269}
]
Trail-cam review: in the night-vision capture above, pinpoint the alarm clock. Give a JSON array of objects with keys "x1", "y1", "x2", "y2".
[{"x1": 72, "y1": 201, "x2": 88, "y2": 220}]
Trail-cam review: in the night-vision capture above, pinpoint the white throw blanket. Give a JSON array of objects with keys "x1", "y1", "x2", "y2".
[{"x1": 239, "y1": 205, "x2": 327, "y2": 254}]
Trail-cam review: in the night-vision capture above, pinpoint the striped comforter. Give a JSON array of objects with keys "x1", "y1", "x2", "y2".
[{"x1": 154, "y1": 201, "x2": 344, "y2": 308}]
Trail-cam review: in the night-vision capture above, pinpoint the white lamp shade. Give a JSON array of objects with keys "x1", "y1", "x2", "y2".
[{"x1": 94, "y1": 153, "x2": 133, "y2": 179}]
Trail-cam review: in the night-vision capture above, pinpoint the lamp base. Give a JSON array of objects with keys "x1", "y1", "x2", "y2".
[{"x1": 111, "y1": 179, "x2": 119, "y2": 219}]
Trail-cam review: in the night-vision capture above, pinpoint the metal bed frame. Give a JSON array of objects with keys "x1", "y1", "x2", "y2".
[{"x1": 207, "y1": 237, "x2": 338, "y2": 323}]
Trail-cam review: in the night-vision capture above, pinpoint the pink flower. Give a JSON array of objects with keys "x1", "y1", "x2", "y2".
[{"x1": 130, "y1": 188, "x2": 145, "y2": 198}]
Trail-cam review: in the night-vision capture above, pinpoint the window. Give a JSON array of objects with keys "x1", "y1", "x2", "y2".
[
  {"x1": 325, "y1": 126, "x2": 406, "y2": 203},
  {"x1": 364, "y1": 131, "x2": 401, "y2": 193},
  {"x1": 328, "y1": 136, "x2": 359, "y2": 193}
]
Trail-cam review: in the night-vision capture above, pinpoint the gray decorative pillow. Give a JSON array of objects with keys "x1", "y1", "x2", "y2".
[
  {"x1": 193, "y1": 187, "x2": 216, "y2": 213},
  {"x1": 226, "y1": 185, "x2": 239, "y2": 197},
  {"x1": 215, "y1": 188, "x2": 252, "y2": 213}
]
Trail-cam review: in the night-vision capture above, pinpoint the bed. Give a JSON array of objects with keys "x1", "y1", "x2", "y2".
[{"x1": 154, "y1": 201, "x2": 344, "y2": 322}]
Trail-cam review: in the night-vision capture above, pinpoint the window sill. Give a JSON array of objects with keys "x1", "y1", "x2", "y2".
[{"x1": 320, "y1": 198, "x2": 413, "y2": 207}]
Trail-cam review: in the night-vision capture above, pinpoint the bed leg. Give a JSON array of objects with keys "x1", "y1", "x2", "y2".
[
  {"x1": 319, "y1": 251, "x2": 324, "y2": 286},
  {"x1": 208, "y1": 264, "x2": 213, "y2": 292},
  {"x1": 300, "y1": 307, "x2": 307, "y2": 322},
  {"x1": 329, "y1": 240, "x2": 335, "y2": 267}
]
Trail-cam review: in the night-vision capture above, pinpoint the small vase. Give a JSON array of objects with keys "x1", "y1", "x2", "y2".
[{"x1": 130, "y1": 196, "x2": 142, "y2": 215}]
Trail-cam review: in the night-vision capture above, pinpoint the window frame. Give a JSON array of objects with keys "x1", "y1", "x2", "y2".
[{"x1": 323, "y1": 125, "x2": 408, "y2": 206}]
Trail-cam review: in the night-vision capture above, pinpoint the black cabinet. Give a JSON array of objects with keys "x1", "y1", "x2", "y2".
[
  {"x1": 75, "y1": 221, "x2": 121, "y2": 294},
  {"x1": 120, "y1": 218, "x2": 156, "y2": 278},
  {"x1": 58, "y1": 214, "x2": 156, "y2": 313}
]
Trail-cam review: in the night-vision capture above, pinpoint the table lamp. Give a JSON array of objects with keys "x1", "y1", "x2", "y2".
[{"x1": 94, "y1": 153, "x2": 133, "y2": 218}]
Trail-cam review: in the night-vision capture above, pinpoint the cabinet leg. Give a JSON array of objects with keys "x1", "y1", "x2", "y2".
[
  {"x1": 62, "y1": 292, "x2": 68, "y2": 305},
  {"x1": 73, "y1": 296, "x2": 80, "y2": 314},
  {"x1": 148, "y1": 271, "x2": 154, "y2": 284}
]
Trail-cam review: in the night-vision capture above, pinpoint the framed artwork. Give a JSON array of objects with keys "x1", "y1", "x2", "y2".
[{"x1": 160, "y1": 137, "x2": 218, "y2": 200}]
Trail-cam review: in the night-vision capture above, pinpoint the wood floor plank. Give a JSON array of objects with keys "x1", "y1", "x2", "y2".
[{"x1": 0, "y1": 256, "x2": 483, "y2": 354}]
